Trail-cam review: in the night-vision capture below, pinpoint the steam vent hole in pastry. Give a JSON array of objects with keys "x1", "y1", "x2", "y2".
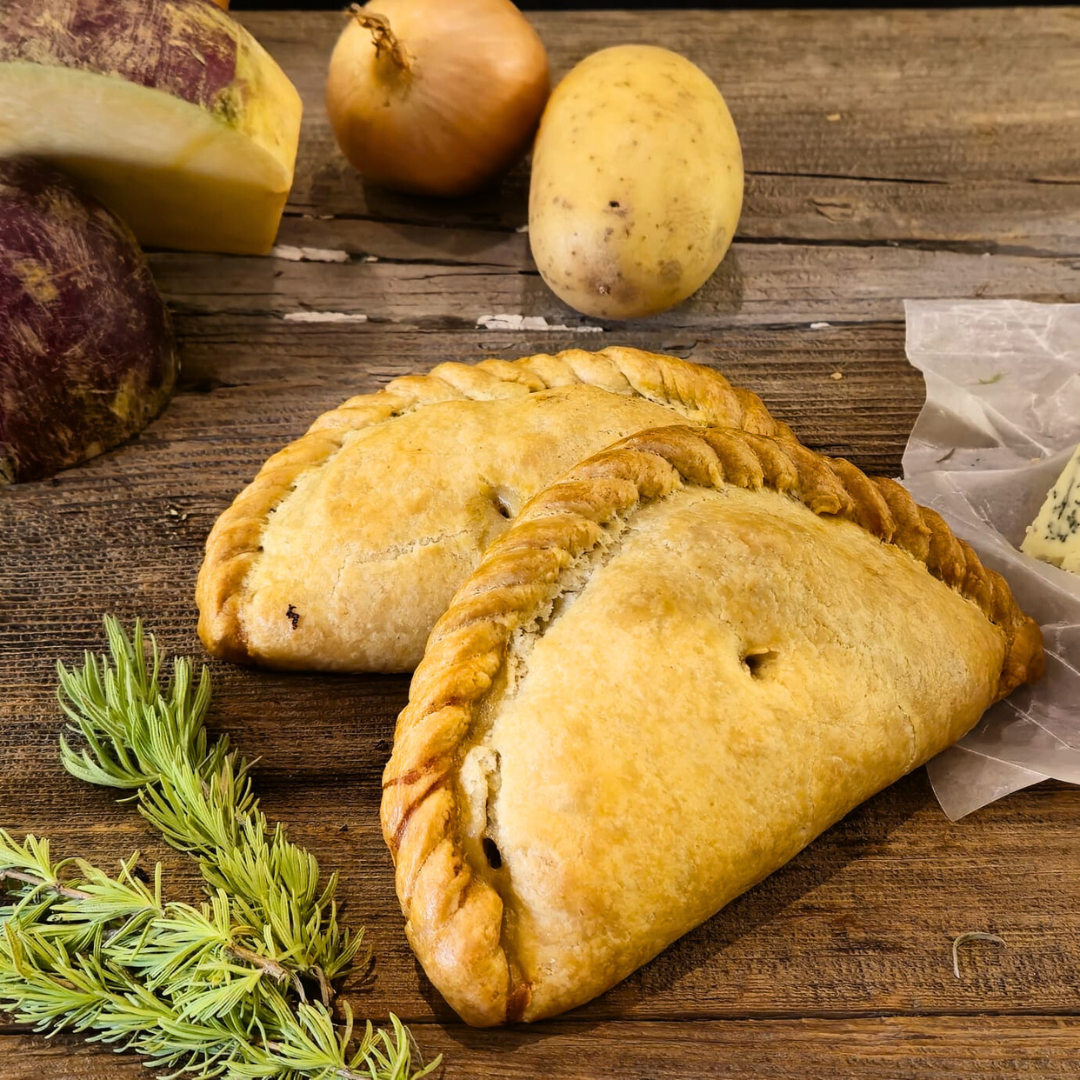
[
  {"x1": 383, "y1": 415, "x2": 1044, "y2": 1027},
  {"x1": 741, "y1": 647, "x2": 778, "y2": 678},
  {"x1": 482, "y1": 837, "x2": 503, "y2": 869},
  {"x1": 196, "y1": 347, "x2": 800, "y2": 675}
]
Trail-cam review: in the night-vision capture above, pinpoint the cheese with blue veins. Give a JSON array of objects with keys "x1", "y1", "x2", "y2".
[{"x1": 1022, "y1": 444, "x2": 1080, "y2": 574}]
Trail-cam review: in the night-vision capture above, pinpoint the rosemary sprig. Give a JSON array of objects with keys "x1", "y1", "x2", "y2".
[
  {"x1": 0, "y1": 617, "x2": 439, "y2": 1080},
  {"x1": 57, "y1": 618, "x2": 361, "y2": 992}
]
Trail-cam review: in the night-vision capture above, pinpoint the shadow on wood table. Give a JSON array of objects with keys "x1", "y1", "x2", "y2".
[{"x1": 2, "y1": 5, "x2": 1079, "y2": 1079}]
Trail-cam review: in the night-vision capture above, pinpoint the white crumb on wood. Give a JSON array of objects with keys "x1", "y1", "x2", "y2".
[
  {"x1": 477, "y1": 314, "x2": 602, "y2": 333},
  {"x1": 283, "y1": 312, "x2": 368, "y2": 324},
  {"x1": 952, "y1": 932, "x2": 1006, "y2": 978},
  {"x1": 362, "y1": 255, "x2": 380, "y2": 262},
  {"x1": 271, "y1": 245, "x2": 350, "y2": 263},
  {"x1": 810, "y1": 321, "x2": 831, "y2": 329},
  {"x1": 831, "y1": 371, "x2": 844, "y2": 380}
]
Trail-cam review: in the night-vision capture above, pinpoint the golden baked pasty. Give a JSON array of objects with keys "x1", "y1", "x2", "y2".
[
  {"x1": 196, "y1": 348, "x2": 790, "y2": 672},
  {"x1": 382, "y1": 426, "x2": 1043, "y2": 1026}
]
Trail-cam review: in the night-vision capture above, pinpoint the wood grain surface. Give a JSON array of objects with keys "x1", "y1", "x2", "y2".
[{"x1": 2, "y1": 6, "x2": 1079, "y2": 1077}]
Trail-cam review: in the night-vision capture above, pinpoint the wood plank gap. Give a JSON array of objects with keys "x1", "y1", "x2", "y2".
[
  {"x1": 4, "y1": 1006, "x2": 1080, "y2": 1039},
  {"x1": 746, "y1": 170, "x2": 950, "y2": 187},
  {"x1": 733, "y1": 236, "x2": 1074, "y2": 259},
  {"x1": 355, "y1": 1005, "x2": 1080, "y2": 1025},
  {"x1": 282, "y1": 207, "x2": 525, "y2": 235}
]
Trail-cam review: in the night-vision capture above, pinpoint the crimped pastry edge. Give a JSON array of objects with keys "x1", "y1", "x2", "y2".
[
  {"x1": 195, "y1": 347, "x2": 791, "y2": 663},
  {"x1": 381, "y1": 424, "x2": 1045, "y2": 1027}
]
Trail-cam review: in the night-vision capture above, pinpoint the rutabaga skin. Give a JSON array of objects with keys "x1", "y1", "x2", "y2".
[
  {"x1": 0, "y1": 0, "x2": 243, "y2": 114},
  {"x1": 0, "y1": 159, "x2": 178, "y2": 483},
  {"x1": 0, "y1": 0, "x2": 302, "y2": 254}
]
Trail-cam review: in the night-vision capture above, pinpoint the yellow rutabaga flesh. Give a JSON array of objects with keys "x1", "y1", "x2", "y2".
[{"x1": 0, "y1": 0, "x2": 302, "y2": 255}]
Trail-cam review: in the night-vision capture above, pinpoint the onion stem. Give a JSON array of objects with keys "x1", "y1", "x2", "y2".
[{"x1": 348, "y1": 5, "x2": 410, "y2": 72}]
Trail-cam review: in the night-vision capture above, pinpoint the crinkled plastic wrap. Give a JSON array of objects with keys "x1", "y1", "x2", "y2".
[{"x1": 901, "y1": 300, "x2": 1080, "y2": 819}]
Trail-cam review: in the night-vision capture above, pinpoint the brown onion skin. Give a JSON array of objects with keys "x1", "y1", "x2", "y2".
[{"x1": 326, "y1": 0, "x2": 550, "y2": 198}]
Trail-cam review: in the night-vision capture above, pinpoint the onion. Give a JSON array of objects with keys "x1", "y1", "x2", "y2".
[{"x1": 326, "y1": 0, "x2": 550, "y2": 198}]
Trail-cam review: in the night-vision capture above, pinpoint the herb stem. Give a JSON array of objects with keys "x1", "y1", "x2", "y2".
[
  {"x1": 316, "y1": 964, "x2": 332, "y2": 1008},
  {"x1": 225, "y1": 942, "x2": 307, "y2": 1000},
  {"x1": 952, "y1": 931, "x2": 1006, "y2": 978},
  {"x1": 0, "y1": 617, "x2": 443, "y2": 1080},
  {"x1": 0, "y1": 869, "x2": 89, "y2": 900}
]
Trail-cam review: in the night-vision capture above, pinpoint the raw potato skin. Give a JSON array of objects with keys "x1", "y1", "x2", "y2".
[
  {"x1": 529, "y1": 45, "x2": 744, "y2": 319},
  {"x1": 0, "y1": 159, "x2": 178, "y2": 484},
  {"x1": 0, "y1": 0, "x2": 301, "y2": 254}
]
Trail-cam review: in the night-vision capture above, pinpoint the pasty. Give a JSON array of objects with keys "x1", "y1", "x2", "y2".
[
  {"x1": 381, "y1": 425, "x2": 1043, "y2": 1025},
  {"x1": 196, "y1": 348, "x2": 789, "y2": 672}
]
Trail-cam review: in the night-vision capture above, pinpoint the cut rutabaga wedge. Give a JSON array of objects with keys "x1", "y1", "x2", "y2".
[
  {"x1": 196, "y1": 347, "x2": 794, "y2": 673},
  {"x1": 382, "y1": 426, "x2": 1044, "y2": 1026},
  {"x1": 0, "y1": 0, "x2": 301, "y2": 255}
]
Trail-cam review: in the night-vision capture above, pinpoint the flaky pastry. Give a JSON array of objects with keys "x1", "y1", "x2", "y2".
[
  {"x1": 382, "y1": 425, "x2": 1043, "y2": 1026},
  {"x1": 196, "y1": 348, "x2": 790, "y2": 672}
]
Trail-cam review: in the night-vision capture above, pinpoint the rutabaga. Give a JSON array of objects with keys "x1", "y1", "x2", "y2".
[
  {"x1": 0, "y1": 159, "x2": 177, "y2": 483},
  {"x1": 0, "y1": 0, "x2": 302, "y2": 254}
]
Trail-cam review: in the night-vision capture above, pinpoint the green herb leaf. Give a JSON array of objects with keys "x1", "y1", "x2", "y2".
[{"x1": 0, "y1": 618, "x2": 440, "y2": 1080}]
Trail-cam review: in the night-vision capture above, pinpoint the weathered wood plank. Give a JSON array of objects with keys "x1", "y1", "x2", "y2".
[
  {"x1": 241, "y1": 7, "x2": 1080, "y2": 229},
  {"x1": 177, "y1": 319, "x2": 921, "y2": 462},
  {"x1": 1, "y1": 635, "x2": 1078, "y2": 1025},
  {"x1": 3, "y1": 6, "x2": 1080, "y2": 1079},
  {"x1": 151, "y1": 243, "x2": 1079, "y2": 329},
  {"x1": 271, "y1": 173, "x2": 1080, "y2": 258},
  {"x1": 5, "y1": 1015, "x2": 1080, "y2": 1079},
  {"x1": 0, "y1": 321, "x2": 924, "y2": 494},
  {"x1": 742, "y1": 175, "x2": 1080, "y2": 257}
]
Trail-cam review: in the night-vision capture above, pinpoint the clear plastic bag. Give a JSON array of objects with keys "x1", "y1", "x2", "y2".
[{"x1": 900, "y1": 300, "x2": 1080, "y2": 818}]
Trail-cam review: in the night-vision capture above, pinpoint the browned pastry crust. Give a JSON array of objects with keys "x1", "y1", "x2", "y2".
[
  {"x1": 197, "y1": 347, "x2": 791, "y2": 668},
  {"x1": 381, "y1": 424, "x2": 1044, "y2": 1027}
]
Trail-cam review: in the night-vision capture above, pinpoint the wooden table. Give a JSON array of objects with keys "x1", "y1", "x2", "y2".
[{"x1": 3, "y1": 7, "x2": 1080, "y2": 1077}]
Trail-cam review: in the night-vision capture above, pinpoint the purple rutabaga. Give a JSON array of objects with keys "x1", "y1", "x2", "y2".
[
  {"x1": 0, "y1": 0, "x2": 241, "y2": 115},
  {"x1": 0, "y1": 158, "x2": 178, "y2": 483},
  {"x1": 0, "y1": 0, "x2": 302, "y2": 255}
]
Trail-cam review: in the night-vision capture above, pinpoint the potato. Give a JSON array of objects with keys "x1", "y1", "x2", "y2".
[
  {"x1": 0, "y1": 0, "x2": 300, "y2": 255},
  {"x1": 529, "y1": 45, "x2": 743, "y2": 319},
  {"x1": 0, "y1": 159, "x2": 178, "y2": 483}
]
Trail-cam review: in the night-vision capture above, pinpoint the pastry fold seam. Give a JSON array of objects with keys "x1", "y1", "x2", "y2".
[
  {"x1": 195, "y1": 347, "x2": 791, "y2": 664},
  {"x1": 381, "y1": 423, "x2": 1045, "y2": 1027}
]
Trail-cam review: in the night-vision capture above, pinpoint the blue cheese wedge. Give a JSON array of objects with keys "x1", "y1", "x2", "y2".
[{"x1": 1022, "y1": 444, "x2": 1080, "y2": 573}]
